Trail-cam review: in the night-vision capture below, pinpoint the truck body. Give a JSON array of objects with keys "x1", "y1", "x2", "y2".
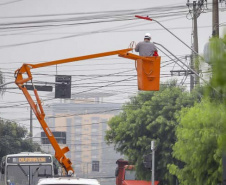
[{"x1": 115, "y1": 159, "x2": 159, "y2": 185}]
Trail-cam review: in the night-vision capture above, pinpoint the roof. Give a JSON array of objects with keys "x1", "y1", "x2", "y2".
[
  {"x1": 37, "y1": 178, "x2": 100, "y2": 185},
  {"x1": 6, "y1": 152, "x2": 52, "y2": 157}
]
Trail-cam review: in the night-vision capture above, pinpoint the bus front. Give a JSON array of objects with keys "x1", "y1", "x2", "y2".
[{"x1": 4, "y1": 153, "x2": 54, "y2": 185}]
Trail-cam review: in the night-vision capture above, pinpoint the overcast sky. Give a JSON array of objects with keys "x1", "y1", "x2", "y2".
[{"x1": 0, "y1": 0, "x2": 225, "y2": 131}]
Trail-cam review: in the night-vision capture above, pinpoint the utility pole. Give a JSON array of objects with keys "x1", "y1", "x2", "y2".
[
  {"x1": 186, "y1": 0, "x2": 204, "y2": 91},
  {"x1": 212, "y1": 0, "x2": 219, "y2": 37},
  {"x1": 193, "y1": 1, "x2": 199, "y2": 89},
  {"x1": 151, "y1": 141, "x2": 155, "y2": 185}
]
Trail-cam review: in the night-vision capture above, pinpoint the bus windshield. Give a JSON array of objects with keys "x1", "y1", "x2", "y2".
[{"x1": 7, "y1": 165, "x2": 52, "y2": 185}]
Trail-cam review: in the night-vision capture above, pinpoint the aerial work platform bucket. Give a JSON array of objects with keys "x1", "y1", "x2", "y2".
[{"x1": 136, "y1": 56, "x2": 161, "y2": 91}]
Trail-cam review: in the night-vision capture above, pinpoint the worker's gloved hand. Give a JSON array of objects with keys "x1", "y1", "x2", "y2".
[{"x1": 153, "y1": 51, "x2": 158, "y2": 56}]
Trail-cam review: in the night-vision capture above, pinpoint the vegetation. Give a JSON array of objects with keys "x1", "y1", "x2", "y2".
[
  {"x1": 0, "y1": 119, "x2": 41, "y2": 162},
  {"x1": 105, "y1": 81, "x2": 199, "y2": 185},
  {"x1": 168, "y1": 99, "x2": 224, "y2": 184},
  {"x1": 169, "y1": 35, "x2": 226, "y2": 184},
  {"x1": 0, "y1": 66, "x2": 41, "y2": 161}
]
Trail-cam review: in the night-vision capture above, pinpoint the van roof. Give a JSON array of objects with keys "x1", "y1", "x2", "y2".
[{"x1": 37, "y1": 178, "x2": 100, "y2": 185}]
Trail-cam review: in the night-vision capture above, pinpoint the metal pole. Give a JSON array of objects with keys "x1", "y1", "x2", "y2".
[
  {"x1": 30, "y1": 106, "x2": 33, "y2": 142},
  {"x1": 135, "y1": 15, "x2": 200, "y2": 57},
  {"x1": 152, "y1": 19, "x2": 199, "y2": 56},
  {"x1": 151, "y1": 141, "x2": 155, "y2": 185},
  {"x1": 212, "y1": 0, "x2": 219, "y2": 37},
  {"x1": 154, "y1": 42, "x2": 212, "y2": 85}
]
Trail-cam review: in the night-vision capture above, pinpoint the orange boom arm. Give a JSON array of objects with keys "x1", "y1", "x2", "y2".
[{"x1": 15, "y1": 48, "x2": 160, "y2": 174}]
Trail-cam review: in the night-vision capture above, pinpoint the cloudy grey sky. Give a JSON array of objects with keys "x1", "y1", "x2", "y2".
[{"x1": 0, "y1": 0, "x2": 225, "y2": 130}]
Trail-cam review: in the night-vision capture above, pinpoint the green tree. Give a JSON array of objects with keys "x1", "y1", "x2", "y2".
[
  {"x1": 169, "y1": 35, "x2": 226, "y2": 184},
  {"x1": 168, "y1": 99, "x2": 224, "y2": 185},
  {"x1": 0, "y1": 119, "x2": 41, "y2": 162},
  {"x1": 105, "y1": 81, "x2": 198, "y2": 185}
]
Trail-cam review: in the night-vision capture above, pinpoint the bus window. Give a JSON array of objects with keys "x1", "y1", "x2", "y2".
[
  {"x1": 31, "y1": 165, "x2": 52, "y2": 185},
  {"x1": 7, "y1": 165, "x2": 29, "y2": 185}
]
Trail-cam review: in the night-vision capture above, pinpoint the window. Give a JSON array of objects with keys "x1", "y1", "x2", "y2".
[{"x1": 92, "y1": 161, "x2": 99, "y2": 172}]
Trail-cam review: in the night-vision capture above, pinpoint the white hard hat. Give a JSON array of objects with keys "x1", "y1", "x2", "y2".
[{"x1": 144, "y1": 33, "x2": 151, "y2": 39}]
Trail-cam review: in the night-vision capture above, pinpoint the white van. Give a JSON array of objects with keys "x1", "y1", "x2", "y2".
[{"x1": 37, "y1": 178, "x2": 100, "y2": 185}]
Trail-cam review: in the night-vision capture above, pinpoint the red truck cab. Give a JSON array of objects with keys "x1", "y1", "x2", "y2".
[{"x1": 115, "y1": 159, "x2": 159, "y2": 185}]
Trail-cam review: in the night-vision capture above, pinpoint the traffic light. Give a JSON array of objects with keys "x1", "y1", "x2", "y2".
[
  {"x1": 143, "y1": 153, "x2": 152, "y2": 169},
  {"x1": 55, "y1": 75, "x2": 71, "y2": 99}
]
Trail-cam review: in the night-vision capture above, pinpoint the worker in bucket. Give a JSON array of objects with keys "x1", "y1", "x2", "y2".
[{"x1": 135, "y1": 33, "x2": 158, "y2": 56}]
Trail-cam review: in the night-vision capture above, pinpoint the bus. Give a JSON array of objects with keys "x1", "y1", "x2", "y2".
[{"x1": 0, "y1": 152, "x2": 56, "y2": 185}]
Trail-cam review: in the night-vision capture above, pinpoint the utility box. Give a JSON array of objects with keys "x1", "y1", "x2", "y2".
[
  {"x1": 55, "y1": 75, "x2": 71, "y2": 99},
  {"x1": 136, "y1": 56, "x2": 161, "y2": 91}
]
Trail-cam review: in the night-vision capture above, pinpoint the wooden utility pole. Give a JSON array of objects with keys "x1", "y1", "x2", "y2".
[
  {"x1": 212, "y1": 0, "x2": 219, "y2": 37},
  {"x1": 186, "y1": 1, "x2": 203, "y2": 91}
]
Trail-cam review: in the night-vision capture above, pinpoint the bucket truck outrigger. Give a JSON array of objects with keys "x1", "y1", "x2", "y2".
[{"x1": 14, "y1": 45, "x2": 161, "y2": 176}]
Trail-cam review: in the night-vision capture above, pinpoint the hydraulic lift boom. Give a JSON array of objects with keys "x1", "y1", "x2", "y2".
[{"x1": 14, "y1": 47, "x2": 160, "y2": 174}]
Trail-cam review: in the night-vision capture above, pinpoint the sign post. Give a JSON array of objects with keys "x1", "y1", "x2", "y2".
[{"x1": 151, "y1": 141, "x2": 155, "y2": 185}]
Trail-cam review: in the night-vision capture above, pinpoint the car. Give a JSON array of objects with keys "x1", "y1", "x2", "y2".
[{"x1": 37, "y1": 177, "x2": 100, "y2": 185}]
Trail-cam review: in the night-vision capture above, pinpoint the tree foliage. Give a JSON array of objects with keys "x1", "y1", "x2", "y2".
[
  {"x1": 168, "y1": 100, "x2": 224, "y2": 185},
  {"x1": 169, "y1": 35, "x2": 226, "y2": 184},
  {"x1": 105, "y1": 81, "x2": 199, "y2": 185},
  {"x1": 0, "y1": 119, "x2": 41, "y2": 162},
  {"x1": 209, "y1": 35, "x2": 226, "y2": 97}
]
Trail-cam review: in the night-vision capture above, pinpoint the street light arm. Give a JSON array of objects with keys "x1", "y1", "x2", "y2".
[
  {"x1": 135, "y1": 15, "x2": 200, "y2": 57},
  {"x1": 135, "y1": 15, "x2": 152, "y2": 21}
]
